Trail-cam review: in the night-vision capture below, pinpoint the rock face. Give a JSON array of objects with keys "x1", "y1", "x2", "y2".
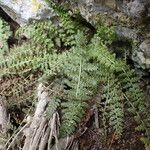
[
  {"x1": 132, "y1": 40, "x2": 150, "y2": 71},
  {"x1": 117, "y1": 0, "x2": 150, "y2": 19},
  {"x1": 77, "y1": 0, "x2": 114, "y2": 25},
  {"x1": 0, "y1": 0, "x2": 56, "y2": 25},
  {"x1": 68, "y1": 0, "x2": 150, "y2": 26}
]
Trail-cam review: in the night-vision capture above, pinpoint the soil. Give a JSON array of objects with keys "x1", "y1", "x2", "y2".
[{"x1": 76, "y1": 107, "x2": 145, "y2": 150}]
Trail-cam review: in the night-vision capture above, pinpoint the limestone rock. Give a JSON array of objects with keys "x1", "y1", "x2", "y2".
[
  {"x1": 132, "y1": 40, "x2": 150, "y2": 71},
  {"x1": 0, "y1": 0, "x2": 56, "y2": 25},
  {"x1": 115, "y1": 26, "x2": 139, "y2": 41},
  {"x1": 62, "y1": 0, "x2": 149, "y2": 27},
  {"x1": 117, "y1": 0, "x2": 150, "y2": 19},
  {"x1": 77, "y1": 0, "x2": 114, "y2": 25}
]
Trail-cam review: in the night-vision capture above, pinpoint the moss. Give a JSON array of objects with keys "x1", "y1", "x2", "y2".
[{"x1": 31, "y1": 0, "x2": 43, "y2": 12}]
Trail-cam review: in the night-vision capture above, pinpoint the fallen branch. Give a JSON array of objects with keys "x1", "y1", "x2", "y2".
[
  {"x1": 0, "y1": 96, "x2": 9, "y2": 149},
  {"x1": 6, "y1": 83, "x2": 77, "y2": 150},
  {"x1": 22, "y1": 83, "x2": 50, "y2": 150}
]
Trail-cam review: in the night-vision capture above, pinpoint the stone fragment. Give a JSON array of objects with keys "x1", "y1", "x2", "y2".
[{"x1": 132, "y1": 40, "x2": 150, "y2": 71}]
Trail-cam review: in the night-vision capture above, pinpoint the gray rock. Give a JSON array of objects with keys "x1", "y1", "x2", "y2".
[
  {"x1": 115, "y1": 26, "x2": 139, "y2": 41},
  {"x1": 76, "y1": 0, "x2": 114, "y2": 25},
  {"x1": 117, "y1": 0, "x2": 149, "y2": 19},
  {"x1": 132, "y1": 40, "x2": 150, "y2": 70},
  {"x1": 0, "y1": 0, "x2": 56, "y2": 25}
]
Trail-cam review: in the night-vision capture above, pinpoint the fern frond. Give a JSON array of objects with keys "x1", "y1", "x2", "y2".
[
  {"x1": 0, "y1": 18, "x2": 11, "y2": 55},
  {"x1": 16, "y1": 20, "x2": 56, "y2": 50},
  {"x1": 102, "y1": 75, "x2": 124, "y2": 137},
  {"x1": 60, "y1": 101, "x2": 87, "y2": 137},
  {"x1": 118, "y1": 68, "x2": 150, "y2": 142},
  {"x1": 47, "y1": 98, "x2": 60, "y2": 119},
  {"x1": 96, "y1": 24, "x2": 116, "y2": 45},
  {"x1": 89, "y1": 33, "x2": 125, "y2": 73}
]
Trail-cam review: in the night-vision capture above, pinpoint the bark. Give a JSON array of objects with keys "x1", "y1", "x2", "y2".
[{"x1": 0, "y1": 96, "x2": 9, "y2": 149}]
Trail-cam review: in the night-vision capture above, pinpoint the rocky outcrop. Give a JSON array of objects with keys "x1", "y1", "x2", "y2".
[
  {"x1": 0, "y1": 0, "x2": 56, "y2": 25},
  {"x1": 67, "y1": 0, "x2": 150, "y2": 26},
  {"x1": 0, "y1": 0, "x2": 149, "y2": 26}
]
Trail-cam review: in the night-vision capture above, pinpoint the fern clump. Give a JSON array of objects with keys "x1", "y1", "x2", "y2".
[
  {"x1": 58, "y1": 33, "x2": 101, "y2": 136},
  {"x1": 0, "y1": 3, "x2": 150, "y2": 148}
]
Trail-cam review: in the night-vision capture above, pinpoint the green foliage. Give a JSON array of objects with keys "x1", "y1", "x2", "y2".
[
  {"x1": 0, "y1": 3, "x2": 150, "y2": 147},
  {"x1": 118, "y1": 68, "x2": 150, "y2": 147},
  {"x1": 141, "y1": 137, "x2": 150, "y2": 150},
  {"x1": 58, "y1": 33, "x2": 101, "y2": 136},
  {"x1": 102, "y1": 76, "x2": 124, "y2": 137},
  {"x1": 96, "y1": 24, "x2": 116, "y2": 45},
  {"x1": 16, "y1": 20, "x2": 56, "y2": 50},
  {"x1": 89, "y1": 25, "x2": 150, "y2": 140},
  {"x1": 60, "y1": 101, "x2": 86, "y2": 136},
  {"x1": 0, "y1": 19, "x2": 58, "y2": 76},
  {"x1": 0, "y1": 18, "x2": 11, "y2": 55},
  {"x1": 47, "y1": 98, "x2": 60, "y2": 118}
]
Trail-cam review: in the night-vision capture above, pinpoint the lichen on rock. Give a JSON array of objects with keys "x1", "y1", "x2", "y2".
[{"x1": 0, "y1": 0, "x2": 57, "y2": 25}]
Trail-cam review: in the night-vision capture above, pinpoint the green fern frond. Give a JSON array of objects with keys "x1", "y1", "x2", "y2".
[
  {"x1": 89, "y1": 33, "x2": 124, "y2": 73},
  {"x1": 47, "y1": 98, "x2": 60, "y2": 119},
  {"x1": 96, "y1": 24, "x2": 116, "y2": 45},
  {"x1": 89, "y1": 25, "x2": 150, "y2": 142},
  {"x1": 60, "y1": 101, "x2": 87, "y2": 137},
  {"x1": 102, "y1": 75, "x2": 124, "y2": 137},
  {"x1": 141, "y1": 137, "x2": 150, "y2": 150},
  {"x1": 0, "y1": 18, "x2": 11, "y2": 55}
]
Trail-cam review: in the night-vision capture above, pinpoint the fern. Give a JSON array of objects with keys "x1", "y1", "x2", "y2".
[
  {"x1": 46, "y1": 32, "x2": 101, "y2": 135},
  {"x1": 102, "y1": 76, "x2": 124, "y2": 137},
  {"x1": 16, "y1": 20, "x2": 56, "y2": 50},
  {"x1": 47, "y1": 98, "x2": 60, "y2": 118},
  {"x1": 90, "y1": 25, "x2": 150, "y2": 142},
  {"x1": 60, "y1": 101, "x2": 86, "y2": 136},
  {"x1": 0, "y1": 18, "x2": 11, "y2": 55},
  {"x1": 45, "y1": 0, "x2": 87, "y2": 46},
  {"x1": 118, "y1": 68, "x2": 150, "y2": 146},
  {"x1": 96, "y1": 24, "x2": 116, "y2": 45},
  {"x1": 0, "y1": 4, "x2": 149, "y2": 147}
]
